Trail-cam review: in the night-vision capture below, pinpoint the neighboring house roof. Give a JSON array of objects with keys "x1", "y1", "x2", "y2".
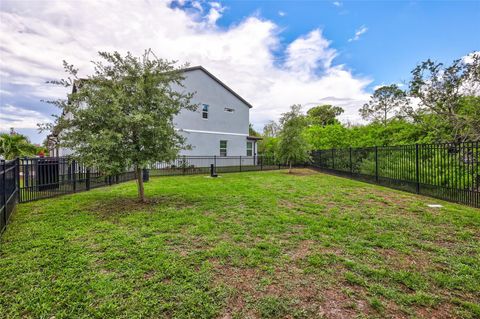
[
  {"x1": 182, "y1": 66, "x2": 253, "y2": 108},
  {"x1": 247, "y1": 136, "x2": 263, "y2": 141}
]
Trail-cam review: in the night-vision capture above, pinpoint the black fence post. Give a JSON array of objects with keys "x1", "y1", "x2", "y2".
[
  {"x1": 332, "y1": 149, "x2": 335, "y2": 169},
  {"x1": 375, "y1": 146, "x2": 379, "y2": 182},
  {"x1": 239, "y1": 156, "x2": 242, "y2": 172},
  {"x1": 415, "y1": 143, "x2": 420, "y2": 194},
  {"x1": 183, "y1": 155, "x2": 186, "y2": 175},
  {"x1": 214, "y1": 155, "x2": 217, "y2": 171},
  {"x1": 72, "y1": 160, "x2": 77, "y2": 193},
  {"x1": 349, "y1": 147, "x2": 353, "y2": 175},
  {"x1": 260, "y1": 156, "x2": 263, "y2": 171},
  {"x1": 15, "y1": 158, "x2": 20, "y2": 203},
  {"x1": 86, "y1": 168, "x2": 91, "y2": 191},
  {"x1": 2, "y1": 160, "x2": 6, "y2": 229}
]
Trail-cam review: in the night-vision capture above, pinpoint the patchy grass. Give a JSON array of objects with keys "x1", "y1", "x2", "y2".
[{"x1": 1, "y1": 169, "x2": 479, "y2": 318}]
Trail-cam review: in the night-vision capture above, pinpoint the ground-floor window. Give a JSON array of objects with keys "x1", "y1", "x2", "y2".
[
  {"x1": 246, "y1": 141, "x2": 253, "y2": 156},
  {"x1": 220, "y1": 140, "x2": 227, "y2": 156}
]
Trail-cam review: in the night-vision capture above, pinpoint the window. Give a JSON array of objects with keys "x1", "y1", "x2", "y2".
[
  {"x1": 202, "y1": 104, "x2": 209, "y2": 119},
  {"x1": 246, "y1": 142, "x2": 253, "y2": 156},
  {"x1": 224, "y1": 107, "x2": 235, "y2": 113},
  {"x1": 220, "y1": 140, "x2": 227, "y2": 157}
]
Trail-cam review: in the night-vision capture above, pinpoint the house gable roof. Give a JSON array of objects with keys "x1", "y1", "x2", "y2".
[
  {"x1": 182, "y1": 66, "x2": 253, "y2": 109},
  {"x1": 72, "y1": 66, "x2": 254, "y2": 109}
]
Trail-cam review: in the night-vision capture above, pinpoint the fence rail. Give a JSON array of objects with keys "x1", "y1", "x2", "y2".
[{"x1": 311, "y1": 142, "x2": 480, "y2": 208}]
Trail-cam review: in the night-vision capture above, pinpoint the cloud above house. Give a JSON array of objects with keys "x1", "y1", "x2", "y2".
[
  {"x1": 0, "y1": 0, "x2": 371, "y2": 137},
  {"x1": 348, "y1": 25, "x2": 368, "y2": 42}
]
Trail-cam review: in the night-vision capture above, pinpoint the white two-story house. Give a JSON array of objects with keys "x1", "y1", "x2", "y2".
[{"x1": 48, "y1": 66, "x2": 261, "y2": 159}]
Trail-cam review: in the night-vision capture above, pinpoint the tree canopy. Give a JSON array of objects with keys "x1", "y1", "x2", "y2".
[
  {"x1": 277, "y1": 105, "x2": 310, "y2": 172},
  {"x1": 307, "y1": 104, "x2": 344, "y2": 126},
  {"x1": 359, "y1": 84, "x2": 409, "y2": 125},
  {"x1": 0, "y1": 132, "x2": 40, "y2": 160},
  {"x1": 45, "y1": 50, "x2": 197, "y2": 201}
]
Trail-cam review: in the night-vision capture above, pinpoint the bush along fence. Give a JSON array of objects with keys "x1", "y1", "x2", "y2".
[
  {"x1": 310, "y1": 142, "x2": 480, "y2": 208},
  {"x1": 1, "y1": 159, "x2": 19, "y2": 234}
]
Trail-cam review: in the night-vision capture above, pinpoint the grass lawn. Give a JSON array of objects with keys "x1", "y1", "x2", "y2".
[{"x1": 1, "y1": 169, "x2": 479, "y2": 318}]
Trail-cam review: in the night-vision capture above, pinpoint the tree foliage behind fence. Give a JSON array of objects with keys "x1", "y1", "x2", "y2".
[{"x1": 311, "y1": 142, "x2": 479, "y2": 208}]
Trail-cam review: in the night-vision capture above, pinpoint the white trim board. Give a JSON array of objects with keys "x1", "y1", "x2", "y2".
[{"x1": 179, "y1": 128, "x2": 248, "y2": 137}]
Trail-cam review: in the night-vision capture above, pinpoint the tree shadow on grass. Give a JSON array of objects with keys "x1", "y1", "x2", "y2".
[{"x1": 85, "y1": 195, "x2": 200, "y2": 219}]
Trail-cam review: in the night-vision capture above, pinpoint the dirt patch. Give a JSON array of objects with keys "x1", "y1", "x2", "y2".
[
  {"x1": 376, "y1": 248, "x2": 432, "y2": 272},
  {"x1": 288, "y1": 240, "x2": 315, "y2": 260},
  {"x1": 415, "y1": 302, "x2": 455, "y2": 319},
  {"x1": 319, "y1": 288, "x2": 364, "y2": 319}
]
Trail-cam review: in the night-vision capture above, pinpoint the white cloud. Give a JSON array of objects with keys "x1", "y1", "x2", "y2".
[
  {"x1": 333, "y1": 1, "x2": 342, "y2": 7},
  {"x1": 0, "y1": 0, "x2": 371, "y2": 132},
  {"x1": 348, "y1": 25, "x2": 368, "y2": 42},
  {"x1": 278, "y1": 11, "x2": 286, "y2": 17},
  {"x1": 0, "y1": 104, "x2": 51, "y2": 130}
]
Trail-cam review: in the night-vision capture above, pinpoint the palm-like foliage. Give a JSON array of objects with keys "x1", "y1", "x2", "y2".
[{"x1": 0, "y1": 133, "x2": 37, "y2": 160}]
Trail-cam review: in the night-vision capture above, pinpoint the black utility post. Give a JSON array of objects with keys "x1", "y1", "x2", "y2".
[
  {"x1": 415, "y1": 144, "x2": 420, "y2": 194},
  {"x1": 375, "y1": 146, "x2": 379, "y2": 182},
  {"x1": 210, "y1": 164, "x2": 218, "y2": 177}
]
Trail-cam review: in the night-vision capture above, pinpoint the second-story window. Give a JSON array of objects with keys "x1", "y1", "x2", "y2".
[{"x1": 202, "y1": 104, "x2": 209, "y2": 119}]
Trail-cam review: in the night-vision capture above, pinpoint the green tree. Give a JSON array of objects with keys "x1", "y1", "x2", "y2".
[
  {"x1": 360, "y1": 84, "x2": 409, "y2": 125},
  {"x1": 305, "y1": 123, "x2": 351, "y2": 149},
  {"x1": 307, "y1": 104, "x2": 344, "y2": 126},
  {"x1": 0, "y1": 133, "x2": 38, "y2": 160},
  {"x1": 409, "y1": 53, "x2": 480, "y2": 142},
  {"x1": 262, "y1": 120, "x2": 280, "y2": 138},
  {"x1": 249, "y1": 123, "x2": 260, "y2": 137},
  {"x1": 44, "y1": 50, "x2": 197, "y2": 202},
  {"x1": 277, "y1": 105, "x2": 310, "y2": 173}
]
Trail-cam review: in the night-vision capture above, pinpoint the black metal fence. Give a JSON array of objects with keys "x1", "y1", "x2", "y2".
[
  {"x1": 311, "y1": 142, "x2": 480, "y2": 208},
  {"x1": 1, "y1": 159, "x2": 19, "y2": 233},
  {"x1": 17, "y1": 155, "x2": 283, "y2": 203}
]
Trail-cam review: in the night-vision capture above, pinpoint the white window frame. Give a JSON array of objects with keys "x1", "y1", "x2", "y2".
[
  {"x1": 246, "y1": 141, "x2": 253, "y2": 156},
  {"x1": 220, "y1": 140, "x2": 227, "y2": 157}
]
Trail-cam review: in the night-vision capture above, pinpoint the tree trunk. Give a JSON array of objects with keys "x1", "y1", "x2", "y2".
[
  {"x1": 289, "y1": 161, "x2": 292, "y2": 173},
  {"x1": 136, "y1": 166, "x2": 145, "y2": 202}
]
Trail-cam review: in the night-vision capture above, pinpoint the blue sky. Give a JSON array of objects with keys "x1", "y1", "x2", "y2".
[
  {"x1": 217, "y1": 0, "x2": 479, "y2": 88},
  {"x1": 1, "y1": 0, "x2": 479, "y2": 144}
]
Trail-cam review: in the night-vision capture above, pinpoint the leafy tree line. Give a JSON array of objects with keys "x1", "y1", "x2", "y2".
[
  {"x1": 261, "y1": 52, "x2": 480, "y2": 160},
  {"x1": 0, "y1": 130, "x2": 47, "y2": 160}
]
